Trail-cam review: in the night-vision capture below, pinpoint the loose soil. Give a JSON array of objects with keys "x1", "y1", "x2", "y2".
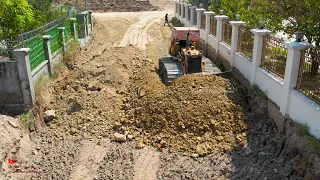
[{"x1": 0, "y1": 4, "x2": 319, "y2": 180}]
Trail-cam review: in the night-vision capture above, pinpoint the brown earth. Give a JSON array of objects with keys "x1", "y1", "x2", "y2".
[
  {"x1": 0, "y1": 4, "x2": 319, "y2": 180},
  {"x1": 121, "y1": 74, "x2": 249, "y2": 156},
  {"x1": 54, "y1": 0, "x2": 158, "y2": 12}
]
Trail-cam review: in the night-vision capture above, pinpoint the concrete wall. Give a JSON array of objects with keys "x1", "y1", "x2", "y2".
[
  {"x1": 219, "y1": 42, "x2": 231, "y2": 64},
  {"x1": 288, "y1": 90, "x2": 320, "y2": 137},
  {"x1": 0, "y1": 11, "x2": 93, "y2": 108},
  {"x1": 0, "y1": 60, "x2": 23, "y2": 104},
  {"x1": 174, "y1": 1, "x2": 320, "y2": 138}
]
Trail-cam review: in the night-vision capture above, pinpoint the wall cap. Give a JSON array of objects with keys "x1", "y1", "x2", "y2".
[
  {"x1": 230, "y1": 21, "x2": 246, "y2": 26},
  {"x1": 184, "y1": 4, "x2": 192, "y2": 7},
  {"x1": 214, "y1": 15, "x2": 228, "y2": 20},
  {"x1": 204, "y1": 11, "x2": 215, "y2": 15},
  {"x1": 13, "y1": 48, "x2": 30, "y2": 53},
  {"x1": 195, "y1": 8, "x2": 205, "y2": 12},
  {"x1": 250, "y1": 29, "x2": 272, "y2": 36},
  {"x1": 284, "y1": 41, "x2": 313, "y2": 50},
  {"x1": 58, "y1": 27, "x2": 65, "y2": 30},
  {"x1": 70, "y1": 18, "x2": 76, "y2": 21},
  {"x1": 42, "y1": 35, "x2": 51, "y2": 40}
]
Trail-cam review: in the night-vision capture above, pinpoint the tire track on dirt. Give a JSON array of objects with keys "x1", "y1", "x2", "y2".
[
  {"x1": 133, "y1": 148, "x2": 160, "y2": 180},
  {"x1": 118, "y1": 17, "x2": 160, "y2": 50}
]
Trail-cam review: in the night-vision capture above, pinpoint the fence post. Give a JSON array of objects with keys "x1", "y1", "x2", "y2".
[
  {"x1": 85, "y1": 11, "x2": 90, "y2": 37},
  {"x1": 88, "y1": 10, "x2": 93, "y2": 34},
  {"x1": 204, "y1": 12, "x2": 215, "y2": 45},
  {"x1": 13, "y1": 48, "x2": 35, "y2": 106},
  {"x1": 190, "y1": 6, "x2": 196, "y2": 26},
  {"x1": 250, "y1": 28, "x2": 272, "y2": 85},
  {"x1": 42, "y1": 35, "x2": 53, "y2": 75},
  {"x1": 214, "y1": 12, "x2": 228, "y2": 55},
  {"x1": 184, "y1": 4, "x2": 192, "y2": 26},
  {"x1": 174, "y1": 0, "x2": 177, "y2": 17},
  {"x1": 77, "y1": 12, "x2": 87, "y2": 39},
  {"x1": 70, "y1": 18, "x2": 77, "y2": 39},
  {"x1": 88, "y1": 10, "x2": 93, "y2": 24},
  {"x1": 196, "y1": 8, "x2": 205, "y2": 29},
  {"x1": 58, "y1": 27, "x2": 66, "y2": 52},
  {"x1": 229, "y1": 20, "x2": 246, "y2": 67},
  {"x1": 177, "y1": 1, "x2": 181, "y2": 19},
  {"x1": 180, "y1": 2, "x2": 186, "y2": 23},
  {"x1": 280, "y1": 34, "x2": 313, "y2": 115}
]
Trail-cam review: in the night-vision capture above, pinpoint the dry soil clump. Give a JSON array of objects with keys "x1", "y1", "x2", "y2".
[{"x1": 120, "y1": 74, "x2": 249, "y2": 156}]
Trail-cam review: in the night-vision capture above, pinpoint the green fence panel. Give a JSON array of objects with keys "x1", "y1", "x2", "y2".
[
  {"x1": 64, "y1": 20, "x2": 72, "y2": 41},
  {"x1": 46, "y1": 26, "x2": 63, "y2": 54},
  {"x1": 24, "y1": 36, "x2": 46, "y2": 71}
]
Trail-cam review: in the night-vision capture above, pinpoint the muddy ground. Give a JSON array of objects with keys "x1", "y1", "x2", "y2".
[{"x1": 0, "y1": 4, "x2": 318, "y2": 180}]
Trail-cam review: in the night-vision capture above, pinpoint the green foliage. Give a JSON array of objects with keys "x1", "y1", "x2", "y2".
[
  {"x1": 188, "y1": 0, "x2": 212, "y2": 9},
  {"x1": 28, "y1": 0, "x2": 67, "y2": 28},
  {"x1": 206, "y1": 0, "x2": 320, "y2": 44},
  {"x1": 0, "y1": 0, "x2": 34, "y2": 39},
  {"x1": 64, "y1": 39, "x2": 80, "y2": 61}
]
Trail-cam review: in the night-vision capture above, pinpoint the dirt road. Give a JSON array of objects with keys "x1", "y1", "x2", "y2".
[{"x1": 0, "y1": 8, "x2": 308, "y2": 180}]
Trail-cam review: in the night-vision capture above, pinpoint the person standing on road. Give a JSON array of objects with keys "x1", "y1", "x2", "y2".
[{"x1": 164, "y1": 13, "x2": 169, "y2": 26}]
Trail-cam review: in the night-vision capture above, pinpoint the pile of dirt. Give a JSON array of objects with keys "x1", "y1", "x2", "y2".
[
  {"x1": 119, "y1": 74, "x2": 249, "y2": 156},
  {"x1": 75, "y1": 0, "x2": 156, "y2": 12}
]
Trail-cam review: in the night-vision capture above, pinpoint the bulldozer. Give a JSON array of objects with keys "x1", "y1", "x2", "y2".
[{"x1": 158, "y1": 27, "x2": 232, "y2": 85}]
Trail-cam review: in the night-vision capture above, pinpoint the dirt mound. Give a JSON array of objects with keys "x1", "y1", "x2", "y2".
[
  {"x1": 69, "y1": 0, "x2": 156, "y2": 12},
  {"x1": 120, "y1": 74, "x2": 249, "y2": 156}
]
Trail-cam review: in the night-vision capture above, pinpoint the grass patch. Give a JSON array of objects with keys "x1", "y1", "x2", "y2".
[
  {"x1": 296, "y1": 122, "x2": 309, "y2": 136},
  {"x1": 252, "y1": 84, "x2": 268, "y2": 100},
  {"x1": 64, "y1": 39, "x2": 80, "y2": 61},
  {"x1": 18, "y1": 110, "x2": 32, "y2": 131},
  {"x1": 295, "y1": 122, "x2": 320, "y2": 154}
]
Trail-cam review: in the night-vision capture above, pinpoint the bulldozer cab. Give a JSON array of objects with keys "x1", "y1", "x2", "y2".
[{"x1": 169, "y1": 27, "x2": 200, "y2": 56}]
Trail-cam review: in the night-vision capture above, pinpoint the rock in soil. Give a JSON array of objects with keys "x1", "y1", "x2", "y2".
[
  {"x1": 43, "y1": 110, "x2": 56, "y2": 124},
  {"x1": 114, "y1": 132, "x2": 127, "y2": 142}
]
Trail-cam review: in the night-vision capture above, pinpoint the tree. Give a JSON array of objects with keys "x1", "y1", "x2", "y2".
[
  {"x1": 264, "y1": 0, "x2": 320, "y2": 77},
  {"x1": 0, "y1": 0, "x2": 34, "y2": 40},
  {"x1": 28, "y1": 0, "x2": 66, "y2": 27}
]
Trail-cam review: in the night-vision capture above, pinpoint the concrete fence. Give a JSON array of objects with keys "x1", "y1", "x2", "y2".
[
  {"x1": 174, "y1": 0, "x2": 320, "y2": 138},
  {"x1": 0, "y1": 11, "x2": 93, "y2": 109}
]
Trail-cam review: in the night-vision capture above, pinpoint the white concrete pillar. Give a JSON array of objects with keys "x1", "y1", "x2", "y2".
[
  {"x1": 204, "y1": 12, "x2": 215, "y2": 44},
  {"x1": 190, "y1": 6, "x2": 196, "y2": 26},
  {"x1": 180, "y1": 3, "x2": 186, "y2": 23},
  {"x1": 196, "y1": 8, "x2": 205, "y2": 29},
  {"x1": 280, "y1": 40, "x2": 313, "y2": 115},
  {"x1": 175, "y1": 0, "x2": 180, "y2": 18},
  {"x1": 42, "y1": 35, "x2": 53, "y2": 75},
  {"x1": 84, "y1": 11, "x2": 89, "y2": 37},
  {"x1": 70, "y1": 18, "x2": 77, "y2": 39},
  {"x1": 214, "y1": 14, "x2": 228, "y2": 53},
  {"x1": 250, "y1": 29, "x2": 272, "y2": 85},
  {"x1": 13, "y1": 48, "x2": 35, "y2": 106},
  {"x1": 174, "y1": 0, "x2": 177, "y2": 17},
  {"x1": 58, "y1": 27, "x2": 66, "y2": 52},
  {"x1": 229, "y1": 21, "x2": 246, "y2": 67},
  {"x1": 184, "y1": 4, "x2": 192, "y2": 26}
]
